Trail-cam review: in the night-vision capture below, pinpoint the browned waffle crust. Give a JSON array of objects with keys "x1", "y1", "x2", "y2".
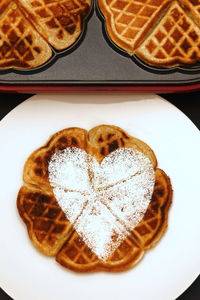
[
  {"x1": 98, "y1": 0, "x2": 200, "y2": 67},
  {"x1": 0, "y1": 0, "x2": 91, "y2": 69},
  {"x1": 56, "y1": 168, "x2": 172, "y2": 272},
  {"x1": 17, "y1": 184, "x2": 73, "y2": 256},
  {"x1": 18, "y1": 0, "x2": 91, "y2": 50},
  {"x1": 0, "y1": 0, "x2": 52, "y2": 69},
  {"x1": 17, "y1": 125, "x2": 172, "y2": 272}
]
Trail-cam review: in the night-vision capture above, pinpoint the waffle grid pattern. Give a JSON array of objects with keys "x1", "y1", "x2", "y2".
[
  {"x1": 27, "y1": 0, "x2": 87, "y2": 35},
  {"x1": 107, "y1": 0, "x2": 167, "y2": 46},
  {"x1": 130, "y1": 185, "x2": 165, "y2": 249},
  {"x1": 140, "y1": 3, "x2": 200, "y2": 62},
  {"x1": 17, "y1": 126, "x2": 172, "y2": 272},
  {"x1": 57, "y1": 202, "x2": 158, "y2": 270},
  {"x1": 99, "y1": 0, "x2": 200, "y2": 66},
  {"x1": 23, "y1": 128, "x2": 86, "y2": 188},
  {"x1": 19, "y1": 187, "x2": 72, "y2": 248},
  {"x1": 183, "y1": 0, "x2": 200, "y2": 21},
  {"x1": 56, "y1": 168, "x2": 171, "y2": 271},
  {"x1": 0, "y1": 0, "x2": 91, "y2": 68},
  {"x1": 191, "y1": 1, "x2": 200, "y2": 14},
  {"x1": 56, "y1": 230, "x2": 143, "y2": 271},
  {"x1": 58, "y1": 231, "x2": 99, "y2": 265},
  {"x1": 0, "y1": 3, "x2": 49, "y2": 68}
]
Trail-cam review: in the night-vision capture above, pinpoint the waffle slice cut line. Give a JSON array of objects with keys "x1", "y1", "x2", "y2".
[
  {"x1": 17, "y1": 183, "x2": 74, "y2": 256},
  {"x1": 135, "y1": 1, "x2": 200, "y2": 67},
  {"x1": 97, "y1": 0, "x2": 172, "y2": 54},
  {"x1": 17, "y1": 125, "x2": 172, "y2": 272},
  {"x1": 17, "y1": 0, "x2": 92, "y2": 50},
  {"x1": 55, "y1": 168, "x2": 172, "y2": 272},
  {"x1": 0, "y1": 0, "x2": 52, "y2": 69},
  {"x1": 0, "y1": 0, "x2": 92, "y2": 69},
  {"x1": 98, "y1": 0, "x2": 200, "y2": 67}
]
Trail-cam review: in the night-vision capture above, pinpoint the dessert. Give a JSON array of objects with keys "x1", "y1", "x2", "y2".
[
  {"x1": 98, "y1": 0, "x2": 200, "y2": 67},
  {"x1": 18, "y1": 0, "x2": 91, "y2": 50},
  {"x1": 17, "y1": 125, "x2": 172, "y2": 272},
  {"x1": 0, "y1": 0, "x2": 52, "y2": 69},
  {"x1": 0, "y1": 0, "x2": 91, "y2": 69}
]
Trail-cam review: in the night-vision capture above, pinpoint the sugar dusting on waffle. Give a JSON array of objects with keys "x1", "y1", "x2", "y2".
[
  {"x1": 48, "y1": 147, "x2": 92, "y2": 192},
  {"x1": 48, "y1": 147, "x2": 155, "y2": 260},
  {"x1": 74, "y1": 200, "x2": 129, "y2": 260}
]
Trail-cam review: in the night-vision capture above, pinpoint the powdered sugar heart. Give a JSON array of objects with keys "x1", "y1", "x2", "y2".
[{"x1": 48, "y1": 147, "x2": 155, "y2": 260}]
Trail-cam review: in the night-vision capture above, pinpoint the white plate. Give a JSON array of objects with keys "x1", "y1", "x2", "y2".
[{"x1": 0, "y1": 93, "x2": 199, "y2": 300}]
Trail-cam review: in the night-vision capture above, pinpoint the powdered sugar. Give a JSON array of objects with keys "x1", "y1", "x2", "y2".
[
  {"x1": 52, "y1": 188, "x2": 89, "y2": 223},
  {"x1": 101, "y1": 173, "x2": 154, "y2": 231},
  {"x1": 74, "y1": 200, "x2": 129, "y2": 260},
  {"x1": 48, "y1": 147, "x2": 92, "y2": 192},
  {"x1": 93, "y1": 148, "x2": 154, "y2": 189},
  {"x1": 48, "y1": 147, "x2": 155, "y2": 260}
]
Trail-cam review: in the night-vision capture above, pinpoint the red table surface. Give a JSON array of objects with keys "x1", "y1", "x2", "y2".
[{"x1": 0, "y1": 83, "x2": 200, "y2": 93}]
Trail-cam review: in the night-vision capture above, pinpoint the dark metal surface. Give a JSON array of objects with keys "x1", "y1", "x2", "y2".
[
  {"x1": 0, "y1": 1, "x2": 200, "y2": 87},
  {"x1": 0, "y1": 92, "x2": 199, "y2": 300}
]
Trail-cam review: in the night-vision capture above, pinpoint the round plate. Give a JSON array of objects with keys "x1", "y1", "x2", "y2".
[{"x1": 0, "y1": 93, "x2": 199, "y2": 300}]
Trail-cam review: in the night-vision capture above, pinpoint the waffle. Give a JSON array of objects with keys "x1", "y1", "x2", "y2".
[
  {"x1": 18, "y1": 0, "x2": 91, "y2": 50},
  {"x1": 98, "y1": 0, "x2": 170, "y2": 54},
  {"x1": 0, "y1": 1, "x2": 52, "y2": 69},
  {"x1": 87, "y1": 124, "x2": 157, "y2": 167},
  {"x1": 0, "y1": 0, "x2": 91, "y2": 69},
  {"x1": 17, "y1": 125, "x2": 172, "y2": 272},
  {"x1": 98, "y1": 0, "x2": 200, "y2": 67},
  {"x1": 135, "y1": 1, "x2": 200, "y2": 67},
  {"x1": 23, "y1": 127, "x2": 87, "y2": 188},
  {"x1": 56, "y1": 168, "x2": 172, "y2": 272},
  {"x1": 17, "y1": 184, "x2": 73, "y2": 256},
  {"x1": 182, "y1": 0, "x2": 200, "y2": 25}
]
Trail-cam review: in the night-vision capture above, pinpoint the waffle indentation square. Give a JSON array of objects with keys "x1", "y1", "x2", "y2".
[
  {"x1": 65, "y1": 245, "x2": 78, "y2": 260},
  {"x1": 146, "y1": 39, "x2": 157, "y2": 53},
  {"x1": 155, "y1": 30, "x2": 165, "y2": 42},
  {"x1": 181, "y1": 38, "x2": 191, "y2": 53},
  {"x1": 163, "y1": 39, "x2": 174, "y2": 54},
  {"x1": 171, "y1": 28, "x2": 182, "y2": 42}
]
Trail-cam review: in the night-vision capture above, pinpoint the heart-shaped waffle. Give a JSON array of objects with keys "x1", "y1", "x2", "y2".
[
  {"x1": 18, "y1": 0, "x2": 91, "y2": 50},
  {"x1": 0, "y1": 0, "x2": 52, "y2": 69},
  {"x1": 135, "y1": 1, "x2": 200, "y2": 67},
  {"x1": 98, "y1": 0, "x2": 200, "y2": 67},
  {"x1": 0, "y1": 0, "x2": 91, "y2": 69},
  {"x1": 48, "y1": 147, "x2": 155, "y2": 260},
  {"x1": 98, "y1": 0, "x2": 170, "y2": 53},
  {"x1": 17, "y1": 125, "x2": 172, "y2": 272}
]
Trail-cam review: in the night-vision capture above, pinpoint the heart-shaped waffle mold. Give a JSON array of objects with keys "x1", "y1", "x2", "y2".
[
  {"x1": 17, "y1": 125, "x2": 172, "y2": 272},
  {"x1": 0, "y1": 0, "x2": 91, "y2": 69},
  {"x1": 97, "y1": 0, "x2": 200, "y2": 67}
]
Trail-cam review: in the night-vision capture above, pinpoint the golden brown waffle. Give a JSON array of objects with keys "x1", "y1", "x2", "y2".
[
  {"x1": 17, "y1": 125, "x2": 172, "y2": 272},
  {"x1": 182, "y1": 0, "x2": 200, "y2": 25},
  {"x1": 23, "y1": 127, "x2": 87, "y2": 188},
  {"x1": 135, "y1": 1, "x2": 200, "y2": 67},
  {"x1": 18, "y1": 0, "x2": 91, "y2": 50},
  {"x1": 0, "y1": 1, "x2": 52, "y2": 69},
  {"x1": 56, "y1": 168, "x2": 172, "y2": 272},
  {"x1": 98, "y1": 0, "x2": 170, "y2": 54},
  {"x1": 0, "y1": 0, "x2": 91, "y2": 69},
  {"x1": 17, "y1": 184, "x2": 73, "y2": 256},
  {"x1": 98, "y1": 0, "x2": 200, "y2": 67},
  {"x1": 87, "y1": 124, "x2": 157, "y2": 167}
]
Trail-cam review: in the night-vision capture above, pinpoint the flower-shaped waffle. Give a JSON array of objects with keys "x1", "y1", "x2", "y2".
[{"x1": 17, "y1": 125, "x2": 172, "y2": 272}]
